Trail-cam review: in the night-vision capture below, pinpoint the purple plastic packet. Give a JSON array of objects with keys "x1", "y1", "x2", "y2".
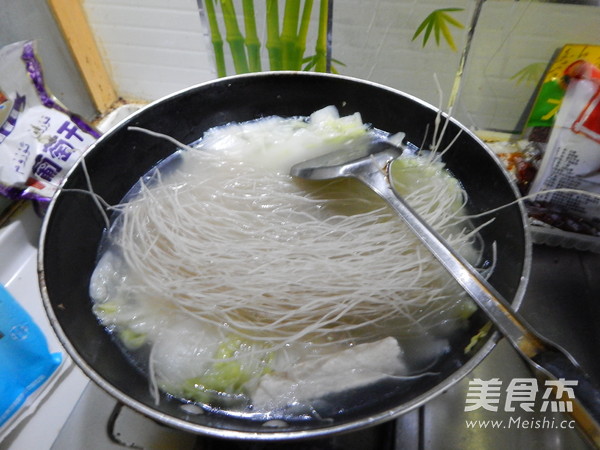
[{"x1": 0, "y1": 40, "x2": 100, "y2": 203}]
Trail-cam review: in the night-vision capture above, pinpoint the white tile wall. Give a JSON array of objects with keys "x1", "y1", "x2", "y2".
[
  {"x1": 332, "y1": 0, "x2": 471, "y2": 109},
  {"x1": 82, "y1": 0, "x2": 600, "y2": 132},
  {"x1": 84, "y1": 0, "x2": 215, "y2": 102}
]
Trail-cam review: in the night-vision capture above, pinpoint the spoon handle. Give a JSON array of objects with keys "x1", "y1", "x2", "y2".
[
  {"x1": 530, "y1": 348, "x2": 600, "y2": 448},
  {"x1": 355, "y1": 159, "x2": 600, "y2": 448}
]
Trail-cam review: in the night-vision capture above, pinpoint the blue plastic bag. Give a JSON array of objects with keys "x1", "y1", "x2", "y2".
[{"x1": 0, "y1": 283, "x2": 62, "y2": 434}]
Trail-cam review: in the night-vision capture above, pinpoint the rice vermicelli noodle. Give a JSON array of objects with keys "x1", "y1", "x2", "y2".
[{"x1": 89, "y1": 106, "x2": 485, "y2": 414}]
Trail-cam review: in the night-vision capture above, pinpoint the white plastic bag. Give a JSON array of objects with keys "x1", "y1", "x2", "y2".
[
  {"x1": 0, "y1": 40, "x2": 98, "y2": 202},
  {"x1": 529, "y1": 60, "x2": 600, "y2": 222}
]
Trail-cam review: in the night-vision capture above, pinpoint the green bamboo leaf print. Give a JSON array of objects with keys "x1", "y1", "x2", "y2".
[
  {"x1": 511, "y1": 62, "x2": 547, "y2": 86},
  {"x1": 412, "y1": 8, "x2": 465, "y2": 51}
]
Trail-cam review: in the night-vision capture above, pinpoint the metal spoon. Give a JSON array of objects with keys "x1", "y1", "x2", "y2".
[{"x1": 290, "y1": 137, "x2": 600, "y2": 448}]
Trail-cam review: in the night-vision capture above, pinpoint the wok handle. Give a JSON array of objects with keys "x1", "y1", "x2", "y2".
[{"x1": 355, "y1": 160, "x2": 600, "y2": 448}]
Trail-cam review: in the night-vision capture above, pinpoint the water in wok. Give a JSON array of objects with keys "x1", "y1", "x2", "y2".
[{"x1": 39, "y1": 72, "x2": 530, "y2": 440}]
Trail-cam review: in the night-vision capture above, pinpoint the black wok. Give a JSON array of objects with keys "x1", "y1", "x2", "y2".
[{"x1": 39, "y1": 72, "x2": 530, "y2": 440}]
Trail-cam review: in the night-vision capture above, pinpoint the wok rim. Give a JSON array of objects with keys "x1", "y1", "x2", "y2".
[{"x1": 38, "y1": 71, "x2": 532, "y2": 441}]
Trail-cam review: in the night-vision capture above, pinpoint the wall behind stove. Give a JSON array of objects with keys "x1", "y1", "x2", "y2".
[
  {"x1": 83, "y1": 0, "x2": 215, "y2": 103},
  {"x1": 81, "y1": 0, "x2": 599, "y2": 134},
  {"x1": 0, "y1": 0, "x2": 97, "y2": 119}
]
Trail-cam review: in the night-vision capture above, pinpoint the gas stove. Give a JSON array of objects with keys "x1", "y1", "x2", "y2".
[{"x1": 1, "y1": 202, "x2": 598, "y2": 450}]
